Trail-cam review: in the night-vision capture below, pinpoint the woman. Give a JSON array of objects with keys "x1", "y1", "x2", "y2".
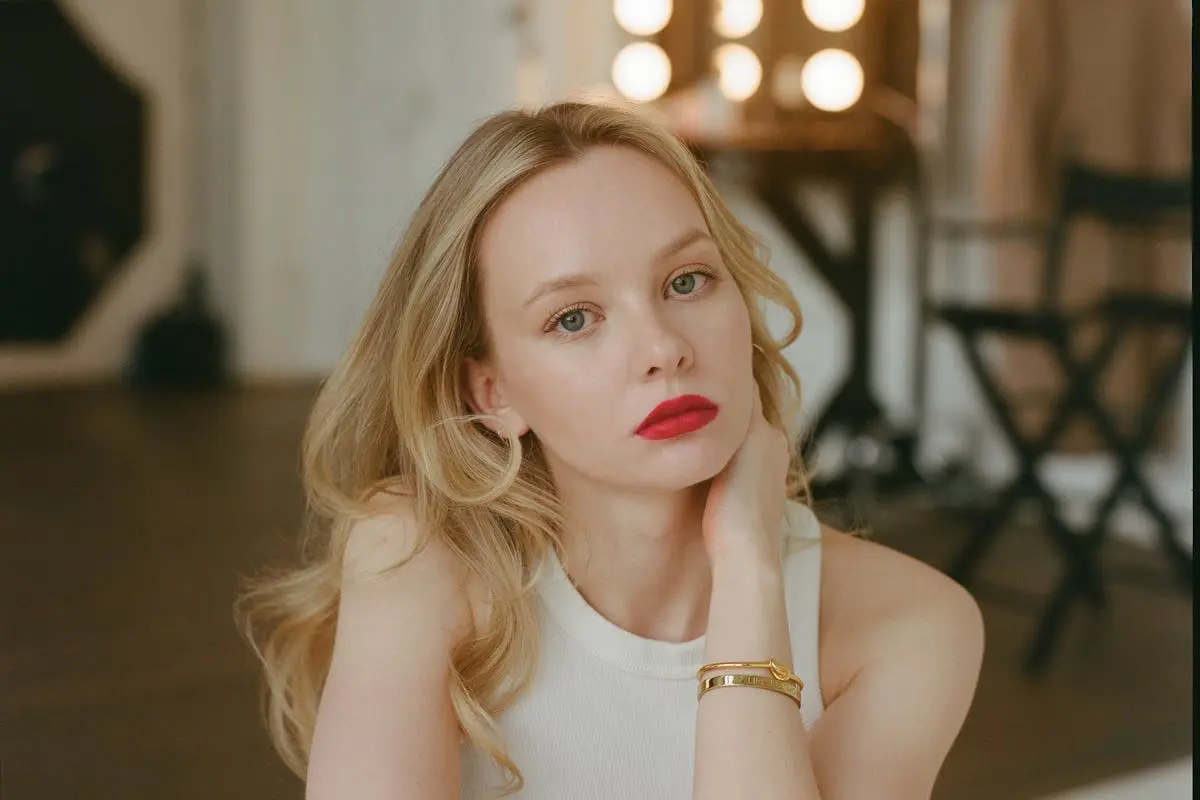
[{"x1": 239, "y1": 102, "x2": 984, "y2": 799}]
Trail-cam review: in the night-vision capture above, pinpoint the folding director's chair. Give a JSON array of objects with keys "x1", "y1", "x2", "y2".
[{"x1": 926, "y1": 162, "x2": 1192, "y2": 674}]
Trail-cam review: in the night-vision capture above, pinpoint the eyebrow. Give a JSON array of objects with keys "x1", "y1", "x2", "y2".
[{"x1": 520, "y1": 227, "x2": 715, "y2": 310}]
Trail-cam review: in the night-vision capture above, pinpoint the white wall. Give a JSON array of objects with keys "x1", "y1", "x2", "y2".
[
  {"x1": 197, "y1": 0, "x2": 525, "y2": 377},
  {"x1": 0, "y1": 0, "x2": 191, "y2": 386}
]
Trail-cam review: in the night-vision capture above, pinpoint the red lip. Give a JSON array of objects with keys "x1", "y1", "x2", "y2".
[{"x1": 635, "y1": 394, "x2": 720, "y2": 440}]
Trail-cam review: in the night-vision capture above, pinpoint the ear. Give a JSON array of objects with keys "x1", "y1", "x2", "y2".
[{"x1": 462, "y1": 356, "x2": 530, "y2": 439}]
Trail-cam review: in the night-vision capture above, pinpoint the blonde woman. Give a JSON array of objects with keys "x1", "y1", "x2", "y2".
[{"x1": 239, "y1": 102, "x2": 984, "y2": 799}]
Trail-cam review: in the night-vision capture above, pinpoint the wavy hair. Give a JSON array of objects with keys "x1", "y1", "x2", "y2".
[{"x1": 236, "y1": 102, "x2": 808, "y2": 795}]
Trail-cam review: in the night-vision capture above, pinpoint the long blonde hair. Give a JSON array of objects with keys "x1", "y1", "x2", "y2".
[{"x1": 236, "y1": 102, "x2": 807, "y2": 794}]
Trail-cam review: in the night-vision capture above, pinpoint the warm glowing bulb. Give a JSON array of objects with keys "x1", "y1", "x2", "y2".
[
  {"x1": 612, "y1": 42, "x2": 672, "y2": 103},
  {"x1": 713, "y1": 0, "x2": 763, "y2": 39},
  {"x1": 771, "y1": 54, "x2": 808, "y2": 109},
  {"x1": 613, "y1": 0, "x2": 673, "y2": 35},
  {"x1": 801, "y1": 49, "x2": 864, "y2": 112},
  {"x1": 802, "y1": 0, "x2": 865, "y2": 32},
  {"x1": 713, "y1": 43, "x2": 762, "y2": 102}
]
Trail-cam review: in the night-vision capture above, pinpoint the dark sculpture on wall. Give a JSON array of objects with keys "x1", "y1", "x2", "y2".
[{"x1": 0, "y1": 1, "x2": 146, "y2": 343}]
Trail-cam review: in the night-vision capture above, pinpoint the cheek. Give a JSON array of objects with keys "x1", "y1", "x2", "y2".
[
  {"x1": 508, "y1": 350, "x2": 619, "y2": 440},
  {"x1": 698, "y1": 297, "x2": 756, "y2": 424},
  {"x1": 697, "y1": 294, "x2": 753, "y2": 368}
]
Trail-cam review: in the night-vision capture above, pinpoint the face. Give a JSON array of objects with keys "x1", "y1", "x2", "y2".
[{"x1": 466, "y1": 146, "x2": 755, "y2": 493}]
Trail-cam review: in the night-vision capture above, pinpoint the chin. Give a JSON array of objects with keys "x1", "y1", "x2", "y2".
[{"x1": 628, "y1": 427, "x2": 741, "y2": 492}]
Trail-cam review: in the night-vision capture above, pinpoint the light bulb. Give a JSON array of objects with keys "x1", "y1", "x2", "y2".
[
  {"x1": 713, "y1": 43, "x2": 762, "y2": 102},
  {"x1": 612, "y1": 42, "x2": 672, "y2": 103},
  {"x1": 800, "y1": 49, "x2": 864, "y2": 112},
  {"x1": 613, "y1": 0, "x2": 673, "y2": 36},
  {"x1": 802, "y1": 0, "x2": 865, "y2": 32},
  {"x1": 713, "y1": 0, "x2": 763, "y2": 39}
]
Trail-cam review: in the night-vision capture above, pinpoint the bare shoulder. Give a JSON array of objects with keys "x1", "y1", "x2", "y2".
[
  {"x1": 817, "y1": 526, "x2": 984, "y2": 704},
  {"x1": 344, "y1": 489, "x2": 447, "y2": 577},
  {"x1": 806, "y1": 528, "x2": 984, "y2": 795},
  {"x1": 342, "y1": 490, "x2": 487, "y2": 633}
]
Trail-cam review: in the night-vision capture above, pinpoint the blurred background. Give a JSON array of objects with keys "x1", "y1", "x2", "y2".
[{"x1": 0, "y1": 1, "x2": 1191, "y2": 798}]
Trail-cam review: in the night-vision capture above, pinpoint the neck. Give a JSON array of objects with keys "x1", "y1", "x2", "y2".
[{"x1": 554, "y1": 476, "x2": 714, "y2": 643}]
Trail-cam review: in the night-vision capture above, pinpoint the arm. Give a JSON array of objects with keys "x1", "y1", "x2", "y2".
[
  {"x1": 306, "y1": 497, "x2": 473, "y2": 800},
  {"x1": 693, "y1": 550, "x2": 822, "y2": 799},
  {"x1": 693, "y1": 384, "x2": 822, "y2": 799},
  {"x1": 696, "y1": 529, "x2": 983, "y2": 800},
  {"x1": 808, "y1": 531, "x2": 985, "y2": 799}
]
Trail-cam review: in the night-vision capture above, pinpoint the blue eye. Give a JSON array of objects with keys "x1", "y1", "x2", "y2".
[
  {"x1": 668, "y1": 269, "x2": 715, "y2": 296},
  {"x1": 671, "y1": 273, "x2": 698, "y2": 294},
  {"x1": 558, "y1": 309, "x2": 586, "y2": 333},
  {"x1": 545, "y1": 304, "x2": 596, "y2": 337}
]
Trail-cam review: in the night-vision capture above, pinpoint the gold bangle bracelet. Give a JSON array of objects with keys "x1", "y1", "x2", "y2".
[
  {"x1": 697, "y1": 659, "x2": 804, "y2": 690},
  {"x1": 697, "y1": 673, "x2": 803, "y2": 708}
]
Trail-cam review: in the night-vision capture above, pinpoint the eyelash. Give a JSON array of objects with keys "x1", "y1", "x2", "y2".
[{"x1": 543, "y1": 267, "x2": 720, "y2": 338}]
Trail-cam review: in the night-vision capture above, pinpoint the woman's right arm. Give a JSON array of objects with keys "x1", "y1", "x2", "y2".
[{"x1": 306, "y1": 498, "x2": 473, "y2": 800}]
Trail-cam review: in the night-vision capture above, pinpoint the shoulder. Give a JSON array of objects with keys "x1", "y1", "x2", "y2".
[
  {"x1": 343, "y1": 490, "x2": 451, "y2": 579},
  {"x1": 340, "y1": 490, "x2": 486, "y2": 643},
  {"x1": 817, "y1": 526, "x2": 984, "y2": 705},
  {"x1": 803, "y1": 526, "x2": 984, "y2": 796}
]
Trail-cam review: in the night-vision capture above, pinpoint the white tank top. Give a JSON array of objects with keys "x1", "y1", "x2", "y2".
[{"x1": 460, "y1": 500, "x2": 825, "y2": 799}]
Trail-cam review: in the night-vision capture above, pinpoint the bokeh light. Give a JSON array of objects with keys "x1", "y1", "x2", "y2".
[
  {"x1": 802, "y1": 0, "x2": 865, "y2": 32},
  {"x1": 613, "y1": 0, "x2": 673, "y2": 36},
  {"x1": 612, "y1": 42, "x2": 672, "y2": 102},
  {"x1": 714, "y1": 43, "x2": 763, "y2": 102},
  {"x1": 800, "y1": 49, "x2": 864, "y2": 111},
  {"x1": 713, "y1": 0, "x2": 763, "y2": 39}
]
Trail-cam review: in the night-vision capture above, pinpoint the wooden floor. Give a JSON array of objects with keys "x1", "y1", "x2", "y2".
[{"x1": 0, "y1": 385, "x2": 1191, "y2": 800}]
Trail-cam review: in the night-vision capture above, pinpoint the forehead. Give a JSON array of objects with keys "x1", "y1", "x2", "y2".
[{"x1": 476, "y1": 146, "x2": 709, "y2": 293}]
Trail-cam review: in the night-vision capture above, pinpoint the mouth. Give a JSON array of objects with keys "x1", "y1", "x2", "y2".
[{"x1": 635, "y1": 394, "x2": 720, "y2": 440}]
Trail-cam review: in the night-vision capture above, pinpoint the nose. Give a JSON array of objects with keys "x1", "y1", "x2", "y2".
[{"x1": 637, "y1": 315, "x2": 694, "y2": 381}]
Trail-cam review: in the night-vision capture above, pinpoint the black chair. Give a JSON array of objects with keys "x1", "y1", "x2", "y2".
[{"x1": 925, "y1": 162, "x2": 1192, "y2": 674}]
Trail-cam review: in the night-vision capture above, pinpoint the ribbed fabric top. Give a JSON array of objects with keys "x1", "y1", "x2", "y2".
[{"x1": 460, "y1": 500, "x2": 825, "y2": 799}]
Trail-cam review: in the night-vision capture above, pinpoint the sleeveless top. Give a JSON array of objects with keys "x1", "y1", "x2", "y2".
[{"x1": 460, "y1": 500, "x2": 825, "y2": 799}]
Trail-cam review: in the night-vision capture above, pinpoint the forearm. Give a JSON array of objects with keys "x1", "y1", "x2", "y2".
[{"x1": 692, "y1": 551, "x2": 821, "y2": 799}]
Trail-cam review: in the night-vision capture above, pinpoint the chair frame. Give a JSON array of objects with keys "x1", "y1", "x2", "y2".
[{"x1": 921, "y1": 162, "x2": 1193, "y2": 673}]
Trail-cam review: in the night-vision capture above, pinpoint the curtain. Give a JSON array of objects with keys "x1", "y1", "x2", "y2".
[{"x1": 981, "y1": 0, "x2": 1191, "y2": 453}]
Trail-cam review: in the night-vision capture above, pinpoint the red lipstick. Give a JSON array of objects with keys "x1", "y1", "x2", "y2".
[{"x1": 635, "y1": 394, "x2": 719, "y2": 440}]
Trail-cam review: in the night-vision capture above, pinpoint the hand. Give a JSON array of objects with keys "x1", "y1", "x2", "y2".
[{"x1": 701, "y1": 383, "x2": 791, "y2": 569}]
